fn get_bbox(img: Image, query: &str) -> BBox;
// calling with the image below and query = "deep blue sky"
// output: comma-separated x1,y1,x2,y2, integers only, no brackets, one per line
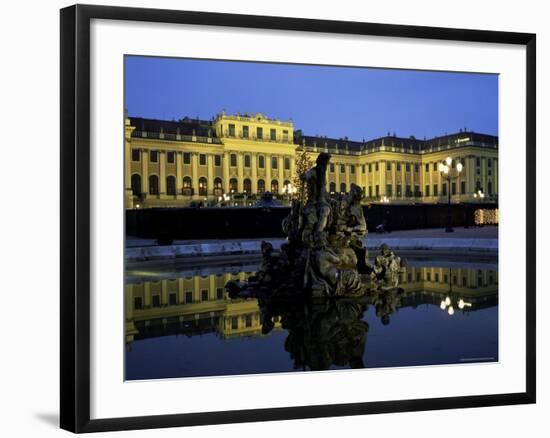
125,56,498,140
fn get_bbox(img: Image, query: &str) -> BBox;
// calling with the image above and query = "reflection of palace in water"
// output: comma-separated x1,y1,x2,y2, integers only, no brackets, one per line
125,265,497,344
125,272,281,343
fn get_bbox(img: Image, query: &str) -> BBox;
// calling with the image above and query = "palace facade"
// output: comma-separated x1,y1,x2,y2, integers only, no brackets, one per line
125,112,498,208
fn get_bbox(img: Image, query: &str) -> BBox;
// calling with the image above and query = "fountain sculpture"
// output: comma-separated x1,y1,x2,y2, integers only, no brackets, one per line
226,152,405,300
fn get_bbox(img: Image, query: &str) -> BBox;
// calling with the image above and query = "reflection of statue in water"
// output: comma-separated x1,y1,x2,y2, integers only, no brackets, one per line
259,295,369,371
369,284,404,325
226,152,405,300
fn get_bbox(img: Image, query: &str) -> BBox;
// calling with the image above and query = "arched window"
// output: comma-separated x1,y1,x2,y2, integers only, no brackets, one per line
166,175,176,196
229,178,238,193
198,177,208,196
283,179,291,188
271,179,279,194
258,155,265,169
149,175,159,195
131,174,141,196
329,182,336,193
257,179,265,193
488,181,493,195
182,176,192,196
214,177,223,197
340,182,346,193
243,178,252,194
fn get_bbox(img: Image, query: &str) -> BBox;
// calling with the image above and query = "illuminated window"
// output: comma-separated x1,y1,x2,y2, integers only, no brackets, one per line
198,177,207,196
214,178,223,197
182,177,192,196
271,179,279,193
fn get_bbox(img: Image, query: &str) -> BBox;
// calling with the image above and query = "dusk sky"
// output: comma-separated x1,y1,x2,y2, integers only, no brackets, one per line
125,56,498,141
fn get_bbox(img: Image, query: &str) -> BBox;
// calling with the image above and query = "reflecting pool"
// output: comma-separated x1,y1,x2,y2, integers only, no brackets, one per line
125,259,498,380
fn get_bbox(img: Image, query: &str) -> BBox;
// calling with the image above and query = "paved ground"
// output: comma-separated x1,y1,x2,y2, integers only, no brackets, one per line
369,226,498,239
126,226,498,247
125,226,498,263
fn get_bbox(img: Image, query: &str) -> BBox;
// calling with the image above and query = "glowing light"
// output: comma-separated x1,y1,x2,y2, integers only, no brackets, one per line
456,162,463,173
445,296,451,306
438,162,445,172
446,156,452,166
447,306,455,316
440,301,446,310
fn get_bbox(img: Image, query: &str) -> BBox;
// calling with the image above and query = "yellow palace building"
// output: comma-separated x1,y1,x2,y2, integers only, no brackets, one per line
125,111,498,208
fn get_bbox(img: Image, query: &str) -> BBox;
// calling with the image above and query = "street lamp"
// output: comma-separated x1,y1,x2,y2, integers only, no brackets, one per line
438,156,463,232
473,189,485,200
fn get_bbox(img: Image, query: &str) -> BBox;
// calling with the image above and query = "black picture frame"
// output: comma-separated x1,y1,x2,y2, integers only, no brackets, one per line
60,4,536,433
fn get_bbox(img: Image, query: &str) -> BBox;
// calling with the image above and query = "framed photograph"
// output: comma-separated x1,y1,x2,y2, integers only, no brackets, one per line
60,4,536,433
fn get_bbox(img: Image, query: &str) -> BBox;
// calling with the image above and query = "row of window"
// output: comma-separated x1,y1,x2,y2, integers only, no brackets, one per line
132,173,495,198
133,150,496,179
131,174,292,196
132,149,292,170
133,150,495,173
133,287,226,309
224,123,289,141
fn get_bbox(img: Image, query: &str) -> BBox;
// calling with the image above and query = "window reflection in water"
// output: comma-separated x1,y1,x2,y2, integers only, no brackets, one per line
125,262,498,379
